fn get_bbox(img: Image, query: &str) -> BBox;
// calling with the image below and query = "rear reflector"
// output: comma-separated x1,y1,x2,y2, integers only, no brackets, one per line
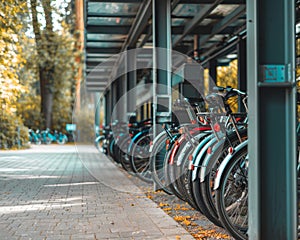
207,147,212,154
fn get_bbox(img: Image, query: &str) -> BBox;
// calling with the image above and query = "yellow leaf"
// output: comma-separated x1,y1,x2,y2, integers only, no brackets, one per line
163,207,172,211
159,202,169,207
182,219,191,226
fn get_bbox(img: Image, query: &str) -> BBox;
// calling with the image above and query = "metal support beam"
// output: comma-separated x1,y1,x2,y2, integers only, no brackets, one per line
179,0,245,3
209,59,217,91
94,93,101,133
247,0,297,239
86,39,124,43
86,47,121,54
121,0,152,50
115,78,122,120
172,0,222,47
87,12,137,18
105,90,111,124
153,0,172,125
87,0,142,2
237,38,246,112
110,81,117,122
126,47,137,115
199,5,246,46
86,25,131,34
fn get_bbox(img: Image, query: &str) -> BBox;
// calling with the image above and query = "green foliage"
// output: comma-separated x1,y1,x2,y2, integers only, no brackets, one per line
15,1,81,133
0,0,81,148
0,111,29,149
51,25,80,132
17,94,43,129
0,0,30,149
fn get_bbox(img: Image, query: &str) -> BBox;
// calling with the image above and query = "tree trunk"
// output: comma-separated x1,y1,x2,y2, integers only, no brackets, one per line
39,65,54,128
30,0,55,128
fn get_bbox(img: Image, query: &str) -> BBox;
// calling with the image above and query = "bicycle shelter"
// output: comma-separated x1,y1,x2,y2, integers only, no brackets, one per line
81,0,298,239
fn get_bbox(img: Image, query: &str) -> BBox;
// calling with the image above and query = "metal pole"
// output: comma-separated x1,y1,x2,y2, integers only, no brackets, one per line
152,0,172,191
238,38,247,112
247,0,297,239
126,47,137,120
152,0,172,127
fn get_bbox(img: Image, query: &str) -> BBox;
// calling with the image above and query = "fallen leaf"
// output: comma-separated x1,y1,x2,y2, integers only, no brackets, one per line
159,202,169,207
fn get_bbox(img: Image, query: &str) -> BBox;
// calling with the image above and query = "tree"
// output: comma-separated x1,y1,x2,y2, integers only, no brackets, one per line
51,23,79,132
30,0,56,128
29,0,81,130
0,1,29,148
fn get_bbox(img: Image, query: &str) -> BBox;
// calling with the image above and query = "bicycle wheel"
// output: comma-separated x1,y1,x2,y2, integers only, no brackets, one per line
130,134,153,183
150,135,173,195
182,134,213,213
200,129,248,227
176,144,200,210
215,146,248,240
174,132,210,210
118,137,134,174
57,138,66,145
192,137,221,226
164,147,186,201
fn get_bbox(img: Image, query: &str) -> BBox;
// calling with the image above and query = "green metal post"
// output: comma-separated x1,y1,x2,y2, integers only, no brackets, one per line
247,1,297,239
152,0,172,127
105,90,111,125
126,47,137,119
209,59,217,85
238,38,247,112
94,92,101,132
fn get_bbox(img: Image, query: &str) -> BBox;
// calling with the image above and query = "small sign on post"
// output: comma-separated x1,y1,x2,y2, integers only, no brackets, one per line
66,124,76,132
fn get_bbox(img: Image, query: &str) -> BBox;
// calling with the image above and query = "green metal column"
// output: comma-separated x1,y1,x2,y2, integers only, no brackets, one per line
105,90,111,125
152,0,172,126
209,59,217,86
238,38,247,92
110,81,116,123
247,1,297,239
126,47,137,119
115,77,122,120
94,92,101,132
238,38,247,112
119,75,127,122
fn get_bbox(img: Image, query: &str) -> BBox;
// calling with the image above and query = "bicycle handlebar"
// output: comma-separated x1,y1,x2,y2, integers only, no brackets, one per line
213,86,246,96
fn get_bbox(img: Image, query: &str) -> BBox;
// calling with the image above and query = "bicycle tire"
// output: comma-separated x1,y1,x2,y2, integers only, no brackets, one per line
177,144,200,210
215,145,248,240
174,132,210,210
192,137,222,226
129,133,153,183
118,138,134,174
150,134,173,195
200,129,248,227
164,147,186,201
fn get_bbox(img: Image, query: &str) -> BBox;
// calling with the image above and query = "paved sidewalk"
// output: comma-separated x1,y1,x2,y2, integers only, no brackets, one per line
0,144,194,240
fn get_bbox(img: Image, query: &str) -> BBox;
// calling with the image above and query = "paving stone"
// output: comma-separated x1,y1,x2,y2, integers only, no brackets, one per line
0,145,194,239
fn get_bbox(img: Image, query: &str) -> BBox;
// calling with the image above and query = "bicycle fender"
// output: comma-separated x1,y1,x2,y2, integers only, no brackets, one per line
213,140,248,190
128,129,149,153
95,135,105,143
177,132,208,166
190,134,214,164
192,136,217,181
149,131,166,153
169,135,185,164
199,138,226,182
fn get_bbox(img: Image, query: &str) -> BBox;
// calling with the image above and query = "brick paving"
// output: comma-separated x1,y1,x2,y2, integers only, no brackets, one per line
0,145,194,240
